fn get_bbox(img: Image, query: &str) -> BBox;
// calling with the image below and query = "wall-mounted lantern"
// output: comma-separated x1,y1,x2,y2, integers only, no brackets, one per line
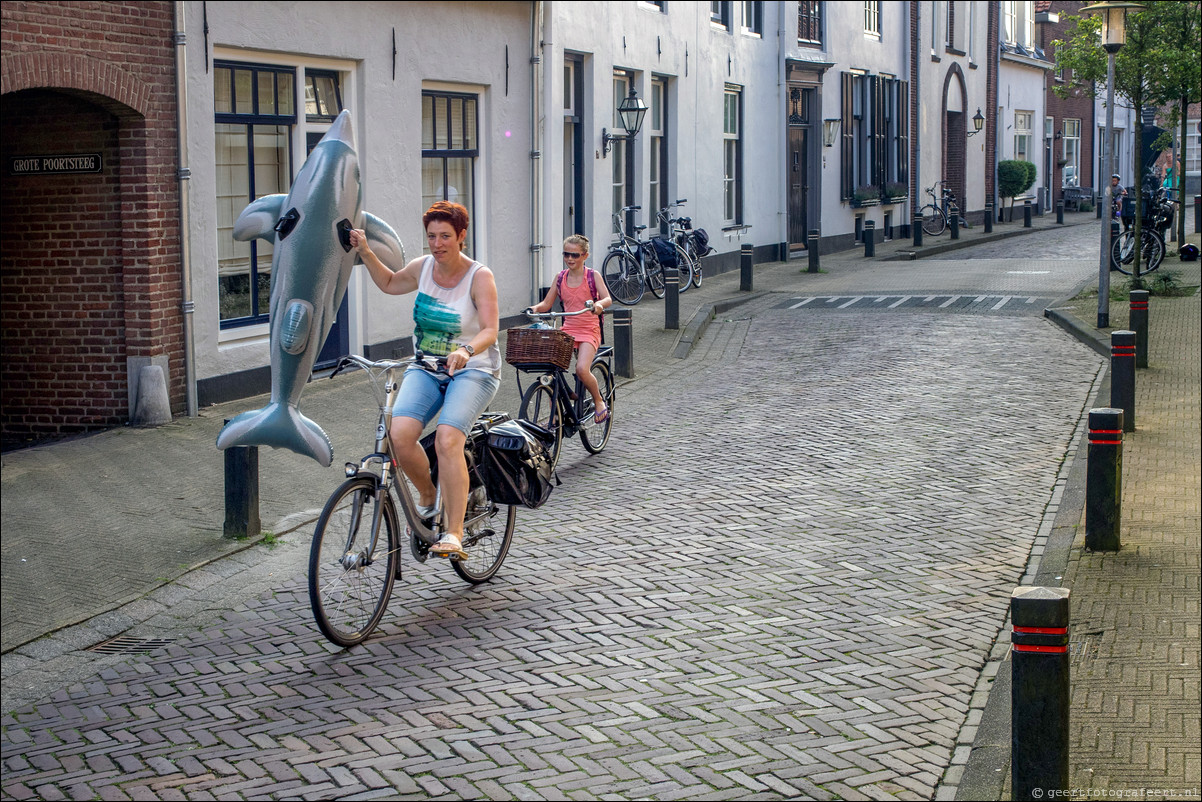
966,108,986,137
601,88,648,157
822,118,840,147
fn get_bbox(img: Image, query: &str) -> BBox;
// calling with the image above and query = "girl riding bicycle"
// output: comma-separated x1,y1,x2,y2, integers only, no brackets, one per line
526,235,612,423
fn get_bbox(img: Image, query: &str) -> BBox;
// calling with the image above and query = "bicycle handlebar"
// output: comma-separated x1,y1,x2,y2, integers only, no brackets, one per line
523,300,595,320
331,352,450,379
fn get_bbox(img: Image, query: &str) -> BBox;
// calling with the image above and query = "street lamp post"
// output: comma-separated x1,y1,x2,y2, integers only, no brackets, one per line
1081,2,1144,329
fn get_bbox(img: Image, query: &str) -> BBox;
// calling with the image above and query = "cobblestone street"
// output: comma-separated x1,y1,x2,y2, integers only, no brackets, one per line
2,295,1105,799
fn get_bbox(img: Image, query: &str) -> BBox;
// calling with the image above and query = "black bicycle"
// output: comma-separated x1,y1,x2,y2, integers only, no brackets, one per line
602,205,672,306
1110,187,1175,275
918,182,958,236
309,353,517,647
511,305,614,470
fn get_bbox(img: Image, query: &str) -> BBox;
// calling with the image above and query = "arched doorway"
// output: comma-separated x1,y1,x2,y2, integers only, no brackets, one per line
942,65,968,216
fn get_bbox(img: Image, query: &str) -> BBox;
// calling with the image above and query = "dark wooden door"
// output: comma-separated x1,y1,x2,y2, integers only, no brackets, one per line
788,127,808,248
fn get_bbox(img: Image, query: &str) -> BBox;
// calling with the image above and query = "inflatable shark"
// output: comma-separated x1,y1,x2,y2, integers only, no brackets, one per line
216,110,404,466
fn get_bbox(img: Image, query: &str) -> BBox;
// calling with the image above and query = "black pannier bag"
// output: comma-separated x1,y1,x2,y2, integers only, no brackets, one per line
649,236,677,267
481,419,556,508
691,228,712,256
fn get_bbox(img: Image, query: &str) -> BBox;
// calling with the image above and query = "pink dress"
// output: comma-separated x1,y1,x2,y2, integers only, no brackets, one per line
558,269,602,351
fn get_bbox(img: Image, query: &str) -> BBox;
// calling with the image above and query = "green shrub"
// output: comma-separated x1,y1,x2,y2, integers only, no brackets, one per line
998,160,1027,200
1021,161,1037,193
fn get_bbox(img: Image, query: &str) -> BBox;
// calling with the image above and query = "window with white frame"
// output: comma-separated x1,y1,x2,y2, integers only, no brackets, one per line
930,1,940,54
649,78,667,231
723,86,742,224
214,60,298,328
612,73,632,233
1063,119,1081,186
421,91,478,257
1186,119,1201,175
1002,1,1033,47
741,1,763,36
864,1,880,37
1015,110,1033,162
798,0,823,46
967,0,976,61
711,1,732,29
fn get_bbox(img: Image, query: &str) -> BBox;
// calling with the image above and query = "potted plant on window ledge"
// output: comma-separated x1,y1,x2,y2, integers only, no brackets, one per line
851,185,881,208
883,182,908,203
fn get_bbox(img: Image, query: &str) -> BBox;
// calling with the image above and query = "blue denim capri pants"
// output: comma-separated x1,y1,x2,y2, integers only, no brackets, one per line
392,366,500,435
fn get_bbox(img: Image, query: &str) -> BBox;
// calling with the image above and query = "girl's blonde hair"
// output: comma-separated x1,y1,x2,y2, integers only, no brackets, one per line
563,234,590,254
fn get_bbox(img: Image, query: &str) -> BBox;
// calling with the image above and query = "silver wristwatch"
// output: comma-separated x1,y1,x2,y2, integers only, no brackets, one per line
461,343,475,356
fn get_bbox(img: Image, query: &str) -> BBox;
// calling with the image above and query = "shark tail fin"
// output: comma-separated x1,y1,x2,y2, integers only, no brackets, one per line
215,402,334,467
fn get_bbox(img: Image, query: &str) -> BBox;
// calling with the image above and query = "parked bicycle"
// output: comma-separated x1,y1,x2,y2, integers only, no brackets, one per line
1110,187,1175,275
508,304,615,470
601,205,680,306
657,198,706,290
308,353,517,647
917,182,960,236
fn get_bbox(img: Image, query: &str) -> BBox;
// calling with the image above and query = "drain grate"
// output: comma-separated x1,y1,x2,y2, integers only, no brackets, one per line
85,636,175,655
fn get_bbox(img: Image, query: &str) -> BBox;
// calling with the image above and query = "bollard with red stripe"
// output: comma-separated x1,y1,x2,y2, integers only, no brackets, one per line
1086,407,1123,551
1129,291,1148,369
1110,330,1136,432
1011,586,1071,801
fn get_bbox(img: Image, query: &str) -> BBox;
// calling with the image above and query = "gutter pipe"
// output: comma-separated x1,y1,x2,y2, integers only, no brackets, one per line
175,1,198,417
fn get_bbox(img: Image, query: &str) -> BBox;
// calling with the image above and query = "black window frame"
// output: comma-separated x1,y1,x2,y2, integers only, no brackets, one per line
798,1,824,46
421,90,480,256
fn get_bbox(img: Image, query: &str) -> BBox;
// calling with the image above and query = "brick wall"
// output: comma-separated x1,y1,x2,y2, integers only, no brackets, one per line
1,1,181,450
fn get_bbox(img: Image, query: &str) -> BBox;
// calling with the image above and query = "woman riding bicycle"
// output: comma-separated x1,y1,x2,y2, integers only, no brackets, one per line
526,235,612,423
349,200,501,561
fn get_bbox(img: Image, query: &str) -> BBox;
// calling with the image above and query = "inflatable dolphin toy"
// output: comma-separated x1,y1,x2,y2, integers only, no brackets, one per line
216,110,404,466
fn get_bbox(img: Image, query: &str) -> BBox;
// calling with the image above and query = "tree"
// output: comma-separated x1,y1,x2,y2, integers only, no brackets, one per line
1145,1,1202,246
1053,6,1162,277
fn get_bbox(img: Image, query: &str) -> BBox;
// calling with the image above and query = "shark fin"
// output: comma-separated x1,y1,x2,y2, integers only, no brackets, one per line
216,402,333,467
361,212,406,268
233,194,288,243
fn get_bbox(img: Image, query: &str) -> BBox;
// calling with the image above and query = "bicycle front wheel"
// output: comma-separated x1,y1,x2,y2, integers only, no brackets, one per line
602,251,644,306
1142,231,1165,273
645,250,667,299
519,381,563,470
451,484,516,584
673,243,692,294
580,360,614,454
686,239,704,288
1111,230,1136,274
308,477,398,648
921,205,946,236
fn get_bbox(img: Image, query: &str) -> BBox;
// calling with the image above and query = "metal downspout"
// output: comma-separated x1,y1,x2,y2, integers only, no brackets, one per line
175,1,198,417
530,1,545,305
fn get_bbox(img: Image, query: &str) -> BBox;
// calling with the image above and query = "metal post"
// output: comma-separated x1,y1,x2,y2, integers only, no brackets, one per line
740,243,754,291
863,221,875,256
984,202,993,233
1129,290,1148,369
1085,407,1123,551
1011,586,1071,802
1023,199,1033,228
663,266,679,330
949,204,960,240
1096,193,1102,219
1194,195,1200,234
1056,199,1064,225
913,212,923,247
807,229,820,273
223,437,260,539
612,308,634,378
1110,330,1136,432
1098,50,1117,329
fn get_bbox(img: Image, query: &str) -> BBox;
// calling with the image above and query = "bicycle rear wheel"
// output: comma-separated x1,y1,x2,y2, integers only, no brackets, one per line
645,248,666,299
673,243,692,294
579,360,614,454
519,381,563,470
308,477,398,647
685,238,704,288
602,251,644,306
451,484,516,584
921,205,946,236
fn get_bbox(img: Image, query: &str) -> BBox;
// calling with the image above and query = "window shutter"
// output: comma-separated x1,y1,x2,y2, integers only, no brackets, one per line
841,72,854,200
898,79,910,186
872,76,886,189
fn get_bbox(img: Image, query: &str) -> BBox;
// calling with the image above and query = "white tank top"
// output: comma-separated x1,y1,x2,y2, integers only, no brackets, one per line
412,256,501,376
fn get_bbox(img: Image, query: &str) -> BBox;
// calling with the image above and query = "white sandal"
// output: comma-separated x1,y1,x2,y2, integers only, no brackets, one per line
430,533,466,560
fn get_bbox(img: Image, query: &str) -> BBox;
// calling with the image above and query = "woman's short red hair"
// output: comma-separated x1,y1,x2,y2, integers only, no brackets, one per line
422,200,470,235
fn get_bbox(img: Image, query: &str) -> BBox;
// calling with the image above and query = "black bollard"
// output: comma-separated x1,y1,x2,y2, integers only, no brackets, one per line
949,203,960,240
913,212,923,247
1129,290,1148,369
663,266,679,330
1056,199,1064,225
740,243,754,291
1011,586,1071,802
1194,195,1201,234
807,229,820,273
1085,407,1123,551
1096,193,1103,219
223,438,261,539
1023,199,1032,228
612,307,634,378
985,202,993,233
863,221,875,256
1110,330,1136,431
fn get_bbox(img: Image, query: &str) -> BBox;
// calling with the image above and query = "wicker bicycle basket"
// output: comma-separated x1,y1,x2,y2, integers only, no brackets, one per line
505,327,575,370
